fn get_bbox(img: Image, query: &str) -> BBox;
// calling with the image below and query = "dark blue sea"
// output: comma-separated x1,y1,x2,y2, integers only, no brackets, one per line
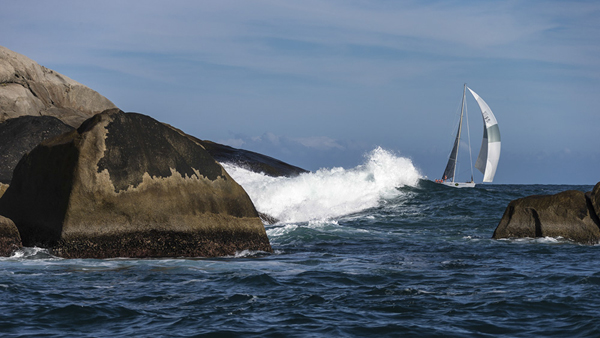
1,148,599,337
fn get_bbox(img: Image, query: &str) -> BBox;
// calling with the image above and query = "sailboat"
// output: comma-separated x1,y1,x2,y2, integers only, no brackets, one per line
439,84,501,188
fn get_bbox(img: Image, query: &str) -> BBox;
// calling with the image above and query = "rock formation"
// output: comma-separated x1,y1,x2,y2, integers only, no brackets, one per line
0,215,21,257
0,45,116,127
193,139,308,177
0,109,271,258
0,115,73,186
493,185,600,244
587,182,600,220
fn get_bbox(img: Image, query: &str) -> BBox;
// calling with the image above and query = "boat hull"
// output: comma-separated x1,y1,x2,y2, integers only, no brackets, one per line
441,181,476,188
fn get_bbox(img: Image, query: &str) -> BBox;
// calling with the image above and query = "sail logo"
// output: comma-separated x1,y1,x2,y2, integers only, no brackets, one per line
483,111,492,124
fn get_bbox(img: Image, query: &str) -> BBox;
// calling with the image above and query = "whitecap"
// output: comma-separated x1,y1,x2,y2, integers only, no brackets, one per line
8,247,57,260
223,147,422,223
266,224,298,237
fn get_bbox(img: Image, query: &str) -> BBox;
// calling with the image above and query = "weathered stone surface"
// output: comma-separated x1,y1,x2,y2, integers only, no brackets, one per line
0,115,74,184
493,190,600,244
0,215,21,257
0,109,271,258
185,137,308,178
0,183,7,199
0,45,116,127
587,182,600,221
258,212,279,225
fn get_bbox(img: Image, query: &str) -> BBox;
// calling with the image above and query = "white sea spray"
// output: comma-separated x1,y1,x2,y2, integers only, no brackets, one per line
222,147,422,223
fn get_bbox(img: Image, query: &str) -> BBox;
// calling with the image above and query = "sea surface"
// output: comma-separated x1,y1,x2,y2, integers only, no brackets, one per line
1,148,599,337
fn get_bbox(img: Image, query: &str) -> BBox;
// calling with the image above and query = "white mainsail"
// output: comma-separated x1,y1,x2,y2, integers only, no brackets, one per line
467,87,500,182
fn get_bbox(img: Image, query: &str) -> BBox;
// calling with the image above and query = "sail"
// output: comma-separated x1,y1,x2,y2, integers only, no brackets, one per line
442,85,467,182
442,131,460,181
467,87,500,182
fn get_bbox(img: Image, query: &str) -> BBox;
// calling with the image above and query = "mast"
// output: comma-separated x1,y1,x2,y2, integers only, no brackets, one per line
454,83,467,183
442,84,467,182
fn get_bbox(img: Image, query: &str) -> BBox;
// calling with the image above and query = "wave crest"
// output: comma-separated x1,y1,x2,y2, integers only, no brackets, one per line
222,147,421,223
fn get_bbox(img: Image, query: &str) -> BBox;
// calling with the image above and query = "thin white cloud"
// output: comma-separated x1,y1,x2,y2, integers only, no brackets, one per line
293,136,344,150
4,0,598,85
2,0,599,183
219,133,347,152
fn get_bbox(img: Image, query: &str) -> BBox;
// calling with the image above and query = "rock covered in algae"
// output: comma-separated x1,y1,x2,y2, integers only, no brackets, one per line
0,109,271,258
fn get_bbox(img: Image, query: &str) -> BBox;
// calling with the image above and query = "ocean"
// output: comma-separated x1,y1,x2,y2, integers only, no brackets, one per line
1,147,598,337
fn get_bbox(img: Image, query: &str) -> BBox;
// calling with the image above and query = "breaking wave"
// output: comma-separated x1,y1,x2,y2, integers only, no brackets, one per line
222,147,422,223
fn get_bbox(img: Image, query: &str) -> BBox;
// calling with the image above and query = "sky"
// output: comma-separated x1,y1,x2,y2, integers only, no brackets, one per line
2,0,599,184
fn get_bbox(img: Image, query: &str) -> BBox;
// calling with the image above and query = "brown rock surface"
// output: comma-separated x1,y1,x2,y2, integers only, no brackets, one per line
0,45,116,127
0,215,21,256
493,189,600,244
588,182,600,221
0,109,271,258
0,183,7,199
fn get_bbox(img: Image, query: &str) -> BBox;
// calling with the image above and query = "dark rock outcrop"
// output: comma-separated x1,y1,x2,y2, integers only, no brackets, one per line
493,188,600,244
587,182,600,221
0,45,116,127
0,215,21,257
189,138,308,178
0,109,271,258
0,115,74,185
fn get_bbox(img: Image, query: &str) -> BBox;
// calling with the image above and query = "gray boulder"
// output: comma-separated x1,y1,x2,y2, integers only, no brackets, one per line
0,109,271,258
493,188,600,244
0,215,21,257
0,45,116,127
0,115,73,185
192,139,308,178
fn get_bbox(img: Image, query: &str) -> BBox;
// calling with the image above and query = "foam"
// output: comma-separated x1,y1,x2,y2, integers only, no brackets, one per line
222,147,422,223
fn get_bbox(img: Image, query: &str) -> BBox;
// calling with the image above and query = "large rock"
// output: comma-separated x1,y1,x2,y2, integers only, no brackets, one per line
0,115,73,184
587,182,600,221
0,215,21,257
493,189,600,244
0,109,271,258
0,45,116,127
194,139,308,177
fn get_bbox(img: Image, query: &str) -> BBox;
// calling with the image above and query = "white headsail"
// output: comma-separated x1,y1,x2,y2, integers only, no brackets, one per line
467,87,500,182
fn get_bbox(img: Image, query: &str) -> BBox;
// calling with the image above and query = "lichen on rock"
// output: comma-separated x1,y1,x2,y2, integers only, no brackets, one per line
0,109,271,258
0,215,21,257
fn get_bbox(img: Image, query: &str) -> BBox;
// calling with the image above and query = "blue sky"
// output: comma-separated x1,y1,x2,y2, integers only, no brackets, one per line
2,0,599,184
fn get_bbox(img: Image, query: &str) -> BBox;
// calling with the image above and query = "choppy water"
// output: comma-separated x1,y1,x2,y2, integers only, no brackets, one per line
1,148,598,337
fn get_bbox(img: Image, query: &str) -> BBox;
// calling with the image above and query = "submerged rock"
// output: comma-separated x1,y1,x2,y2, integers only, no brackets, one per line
0,115,74,184
493,188,600,244
0,45,116,127
0,109,271,258
0,215,21,257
